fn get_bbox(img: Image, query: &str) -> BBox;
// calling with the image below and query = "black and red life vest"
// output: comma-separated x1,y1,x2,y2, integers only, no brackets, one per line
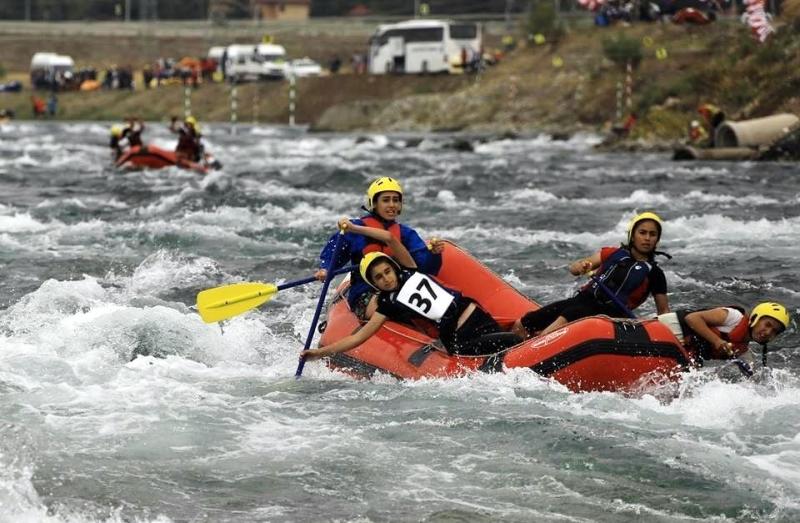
678,306,750,361
585,247,655,310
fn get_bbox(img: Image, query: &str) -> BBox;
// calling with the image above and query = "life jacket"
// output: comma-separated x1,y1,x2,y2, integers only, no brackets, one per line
360,215,402,257
585,247,654,310
176,127,201,161
677,306,750,361
123,127,143,147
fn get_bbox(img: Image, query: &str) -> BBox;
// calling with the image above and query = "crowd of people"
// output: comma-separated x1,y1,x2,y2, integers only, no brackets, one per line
300,177,791,374
586,0,728,26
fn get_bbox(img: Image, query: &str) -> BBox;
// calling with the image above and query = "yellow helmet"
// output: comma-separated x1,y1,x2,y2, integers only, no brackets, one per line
365,177,403,212
110,124,123,138
627,211,663,245
749,302,790,332
359,252,400,289
185,116,200,133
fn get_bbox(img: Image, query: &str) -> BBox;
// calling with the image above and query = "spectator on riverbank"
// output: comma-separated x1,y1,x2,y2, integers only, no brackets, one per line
143,66,153,89
46,93,58,117
612,112,637,138
688,120,709,145
31,95,45,118
329,56,342,74
698,102,725,147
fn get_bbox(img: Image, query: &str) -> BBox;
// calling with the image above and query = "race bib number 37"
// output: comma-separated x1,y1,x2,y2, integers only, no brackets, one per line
395,272,454,321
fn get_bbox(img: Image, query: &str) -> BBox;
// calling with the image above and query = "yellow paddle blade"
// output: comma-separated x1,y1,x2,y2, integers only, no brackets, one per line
196,282,278,323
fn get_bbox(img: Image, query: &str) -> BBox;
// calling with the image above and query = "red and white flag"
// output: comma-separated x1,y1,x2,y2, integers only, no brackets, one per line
744,0,775,43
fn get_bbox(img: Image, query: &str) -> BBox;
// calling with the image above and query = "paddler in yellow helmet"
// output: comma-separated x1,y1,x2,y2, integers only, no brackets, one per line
169,114,204,163
658,301,791,372
302,218,520,361
513,211,672,339
109,124,126,160
314,177,444,320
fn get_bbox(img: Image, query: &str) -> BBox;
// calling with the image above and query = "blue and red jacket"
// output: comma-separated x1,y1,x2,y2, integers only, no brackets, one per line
319,214,442,309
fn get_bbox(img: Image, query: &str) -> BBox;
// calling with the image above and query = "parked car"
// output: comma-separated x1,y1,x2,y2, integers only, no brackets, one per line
287,58,323,77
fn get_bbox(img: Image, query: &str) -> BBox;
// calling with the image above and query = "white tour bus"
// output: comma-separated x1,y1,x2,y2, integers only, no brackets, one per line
368,19,481,75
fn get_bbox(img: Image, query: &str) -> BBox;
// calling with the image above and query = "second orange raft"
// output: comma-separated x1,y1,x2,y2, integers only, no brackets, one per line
115,144,209,174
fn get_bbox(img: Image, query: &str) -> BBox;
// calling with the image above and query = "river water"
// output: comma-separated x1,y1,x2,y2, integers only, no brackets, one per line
0,122,798,522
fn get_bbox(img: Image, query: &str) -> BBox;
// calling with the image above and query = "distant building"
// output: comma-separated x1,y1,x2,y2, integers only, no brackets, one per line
348,4,370,16
254,0,311,21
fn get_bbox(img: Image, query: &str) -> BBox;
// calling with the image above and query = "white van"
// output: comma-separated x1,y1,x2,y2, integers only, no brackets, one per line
30,52,75,89
224,44,288,82
207,46,226,65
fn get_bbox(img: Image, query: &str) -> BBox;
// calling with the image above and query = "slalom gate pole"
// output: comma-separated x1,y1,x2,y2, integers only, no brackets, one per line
230,84,238,135
183,85,192,120
288,74,296,127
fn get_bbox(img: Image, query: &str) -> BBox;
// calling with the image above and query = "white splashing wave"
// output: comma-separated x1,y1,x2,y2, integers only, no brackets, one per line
669,214,800,245
431,224,624,247
249,126,285,136
0,275,272,372
0,212,52,233
0,153,40,168
35,197,130,211
473,133,603,155
62,122,117,136
124,250,223,297
500,188,780,208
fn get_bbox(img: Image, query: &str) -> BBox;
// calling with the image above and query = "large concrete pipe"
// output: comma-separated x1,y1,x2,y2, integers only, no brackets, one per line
715,113,799,148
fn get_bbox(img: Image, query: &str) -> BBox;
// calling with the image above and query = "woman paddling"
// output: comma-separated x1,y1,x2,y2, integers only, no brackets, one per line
303,219,520,360
315,177,444,320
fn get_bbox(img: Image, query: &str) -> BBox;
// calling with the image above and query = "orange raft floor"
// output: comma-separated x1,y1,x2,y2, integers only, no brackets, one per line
115,144,208,174
317,242,693,393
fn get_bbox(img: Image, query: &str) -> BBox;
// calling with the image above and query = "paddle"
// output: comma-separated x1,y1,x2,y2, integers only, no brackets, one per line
296,228,347,378
196,264,355,324
588,273,637,319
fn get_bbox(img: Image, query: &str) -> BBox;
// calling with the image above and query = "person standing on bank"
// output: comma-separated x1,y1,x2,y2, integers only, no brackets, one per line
513,212,671,339
315,177,444,320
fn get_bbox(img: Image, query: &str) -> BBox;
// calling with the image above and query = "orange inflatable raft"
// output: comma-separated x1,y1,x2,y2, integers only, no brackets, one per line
115,144,209,174
318,242,693,393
